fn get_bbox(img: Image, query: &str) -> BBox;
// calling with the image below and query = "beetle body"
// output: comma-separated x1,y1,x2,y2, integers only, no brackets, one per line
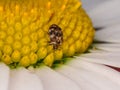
48,24,63,50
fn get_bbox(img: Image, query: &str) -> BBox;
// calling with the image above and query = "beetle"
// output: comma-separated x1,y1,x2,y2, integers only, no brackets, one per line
48,24,63,50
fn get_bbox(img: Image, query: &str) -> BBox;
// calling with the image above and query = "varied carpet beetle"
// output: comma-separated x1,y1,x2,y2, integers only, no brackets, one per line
48,24,63,50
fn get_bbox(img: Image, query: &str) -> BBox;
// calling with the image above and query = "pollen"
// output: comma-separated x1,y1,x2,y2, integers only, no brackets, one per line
0,0,95,68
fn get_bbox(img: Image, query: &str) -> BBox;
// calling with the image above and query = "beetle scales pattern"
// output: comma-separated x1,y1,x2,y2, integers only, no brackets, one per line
48,24,63,50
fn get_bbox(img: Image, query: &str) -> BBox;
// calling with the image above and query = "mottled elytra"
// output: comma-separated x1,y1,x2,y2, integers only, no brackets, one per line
48,24,63,50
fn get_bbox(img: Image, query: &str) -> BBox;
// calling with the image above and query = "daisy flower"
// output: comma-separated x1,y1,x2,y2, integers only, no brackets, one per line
0,0,120,90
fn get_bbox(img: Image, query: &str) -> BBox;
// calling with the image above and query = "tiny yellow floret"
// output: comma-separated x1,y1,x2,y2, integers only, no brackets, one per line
43,53,54,67
20,56,30,67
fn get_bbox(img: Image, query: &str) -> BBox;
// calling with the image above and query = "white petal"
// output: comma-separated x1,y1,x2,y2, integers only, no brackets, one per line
94,43,120,52
35,66,81,90
89,49,107,53
55,65,100,90
66,60,120,86
55,64,120,90
0,63,10,90
77,53,120,68
88,1,120,27
82,0,107,12
95,24,120,43
9,68,43,90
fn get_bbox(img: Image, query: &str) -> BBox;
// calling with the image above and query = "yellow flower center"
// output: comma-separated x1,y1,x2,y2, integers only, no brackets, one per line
0,0,95,68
